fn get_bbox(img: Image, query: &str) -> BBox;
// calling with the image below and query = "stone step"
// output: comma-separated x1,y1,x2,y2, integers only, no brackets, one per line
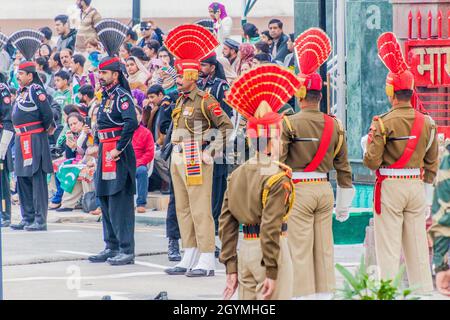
146,192,170,211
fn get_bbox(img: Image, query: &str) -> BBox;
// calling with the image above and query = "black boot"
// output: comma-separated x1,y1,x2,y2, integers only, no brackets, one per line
10,220,32,230
24,222,47,231
88,249,119,263
107,253,135,266
168,238,181,262
215,245,221,259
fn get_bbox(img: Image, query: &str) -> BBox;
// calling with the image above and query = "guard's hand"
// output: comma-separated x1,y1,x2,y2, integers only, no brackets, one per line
107,148,121,162
202,151,214,165
335,207,350,223
223,273,238,300
261,278,276,300
436,270,450,297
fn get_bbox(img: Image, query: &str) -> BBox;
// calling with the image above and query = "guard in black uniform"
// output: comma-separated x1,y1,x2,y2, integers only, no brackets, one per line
9,30,54,232
0,72,14,228
198,53,231,257
87,19,138,266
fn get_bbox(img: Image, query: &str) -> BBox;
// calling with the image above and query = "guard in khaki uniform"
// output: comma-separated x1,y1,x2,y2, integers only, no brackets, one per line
219,65,300,300
163,25,233,277
280,28,355,297
362,32,438,293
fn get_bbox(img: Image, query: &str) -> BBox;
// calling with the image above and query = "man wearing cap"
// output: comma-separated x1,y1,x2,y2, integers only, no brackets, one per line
163,24,233,277
362,32,438,293
9,30,55,232
87,21,139,266
280,28,354,297
218,38,240,84
219,65,299,300
0,72,13,228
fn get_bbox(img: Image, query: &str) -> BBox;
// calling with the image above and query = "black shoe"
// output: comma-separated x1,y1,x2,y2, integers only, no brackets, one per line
1,220,10,228
215,246,220,259
107,253,135,266
168,238,181,262
185,269,215,277
88,249,119,263
56,207,74,212
24,222,47,231
154,291,168,300
164,266,188,275
10,221,32,230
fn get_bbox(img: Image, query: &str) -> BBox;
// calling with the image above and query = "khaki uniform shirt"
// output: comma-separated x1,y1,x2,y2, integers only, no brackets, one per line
171,86,233,156
219,156,293,280
363,104,439,183
280,108,352,188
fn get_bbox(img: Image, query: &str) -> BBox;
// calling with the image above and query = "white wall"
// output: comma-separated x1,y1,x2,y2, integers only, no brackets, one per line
0,0,294,19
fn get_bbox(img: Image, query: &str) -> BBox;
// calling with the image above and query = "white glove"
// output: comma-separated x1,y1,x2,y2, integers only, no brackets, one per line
361,134,368,155
0,130,13,160
424,183,434,207
335,207,350,222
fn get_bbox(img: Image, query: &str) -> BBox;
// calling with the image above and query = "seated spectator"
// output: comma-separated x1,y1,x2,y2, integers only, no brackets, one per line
126,56,151,92
283,33,296,70
242,23,260,44
71,54,88,103
208,2,233,46
260,30,273,46
130,46,150,67
38,44,52,60
126,27,138,46
137,21,164,47
120,43,132,62
60,48,73,71
253,53,272,66
85,38,102,72
39,26,55,49
132,89,146,110
56,113,95,212
268,18,290,63
48,51,63,88
218,38,241,84
53,70,72,114
36,57,52,87
143,39,160,63
152,47,177,95
75,0,102,53
54,14,77,52
142,84,172,146
255,40,270,55
132,107,155,213
77,84,97,117
237,43,255,75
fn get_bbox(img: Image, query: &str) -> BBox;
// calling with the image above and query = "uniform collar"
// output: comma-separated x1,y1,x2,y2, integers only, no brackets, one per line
180,86,199,101
300,107,321,113
392,102,412,109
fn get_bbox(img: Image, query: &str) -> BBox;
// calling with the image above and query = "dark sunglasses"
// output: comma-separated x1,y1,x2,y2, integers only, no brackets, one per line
140,27,151,31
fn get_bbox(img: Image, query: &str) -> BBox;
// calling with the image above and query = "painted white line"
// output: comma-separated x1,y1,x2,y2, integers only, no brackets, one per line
2,230,81,235
4,272,165,283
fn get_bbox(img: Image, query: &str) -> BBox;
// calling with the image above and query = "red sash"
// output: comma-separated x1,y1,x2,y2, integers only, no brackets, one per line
14,121,45,167
303,114,334,172
374,111,425,214
99,128,122,180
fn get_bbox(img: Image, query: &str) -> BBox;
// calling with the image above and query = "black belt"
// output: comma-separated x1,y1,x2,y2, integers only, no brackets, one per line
98,129,122,141
243,223,288,239
14,121,44,134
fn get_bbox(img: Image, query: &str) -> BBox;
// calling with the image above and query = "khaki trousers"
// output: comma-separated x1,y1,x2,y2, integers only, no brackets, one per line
374,179,433,293
61,180,94,209
238,237,293,300
170,149,215,253
288,182,335,297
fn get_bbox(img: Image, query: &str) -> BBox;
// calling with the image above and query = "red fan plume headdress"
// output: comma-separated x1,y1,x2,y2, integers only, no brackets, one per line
164,24,219,80
377,32,414,97
293,28,331,98
225,64,302,138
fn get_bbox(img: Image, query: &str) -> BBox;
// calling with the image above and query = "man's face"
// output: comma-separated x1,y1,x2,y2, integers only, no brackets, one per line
199,62,215,78
269,23,283,40
54,77,68,90
176,74,195,92
76,0,84,9
55,21,68,36
70,59,79,73
222,46,232,59
60,50,72,68
99,70,115,87
147,93,164,106
17,70,33,88
141,24,154,39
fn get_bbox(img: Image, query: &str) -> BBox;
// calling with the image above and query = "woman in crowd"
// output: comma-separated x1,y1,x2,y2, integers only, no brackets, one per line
283,33,296,70
48,51,63,89
237,43,255,75
120,43,132,62
242,23,260,44
260,30,273,47
152,47,177,95
56,113,95,212
85,38,102,72
255,41,270,55
208,2,233,47
36,57,53,87
126,56,151,92
38,44,53,60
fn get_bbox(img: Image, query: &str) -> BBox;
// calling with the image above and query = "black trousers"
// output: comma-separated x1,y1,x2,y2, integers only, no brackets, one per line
211,163,228,235
0,162,11,222
166,180,180,240
17,168,48,225
98,187,135,255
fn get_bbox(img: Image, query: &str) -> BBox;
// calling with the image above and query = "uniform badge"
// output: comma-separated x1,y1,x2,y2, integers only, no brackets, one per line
212,106,222,116
3,96,10,104
121,102,129,110
183,106,194,117
38,94,46,102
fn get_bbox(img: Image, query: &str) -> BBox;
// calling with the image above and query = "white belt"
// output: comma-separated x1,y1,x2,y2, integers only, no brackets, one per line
292,171,327,180
379,168,420,176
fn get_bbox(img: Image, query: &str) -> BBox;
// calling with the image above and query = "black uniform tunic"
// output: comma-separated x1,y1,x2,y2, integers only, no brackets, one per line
0,83,13,222
95,84,138,254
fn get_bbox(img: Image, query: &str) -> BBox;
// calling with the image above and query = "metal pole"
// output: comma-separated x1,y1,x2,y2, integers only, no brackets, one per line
132,0,141,26
319,0,328,113
336,0,347,126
